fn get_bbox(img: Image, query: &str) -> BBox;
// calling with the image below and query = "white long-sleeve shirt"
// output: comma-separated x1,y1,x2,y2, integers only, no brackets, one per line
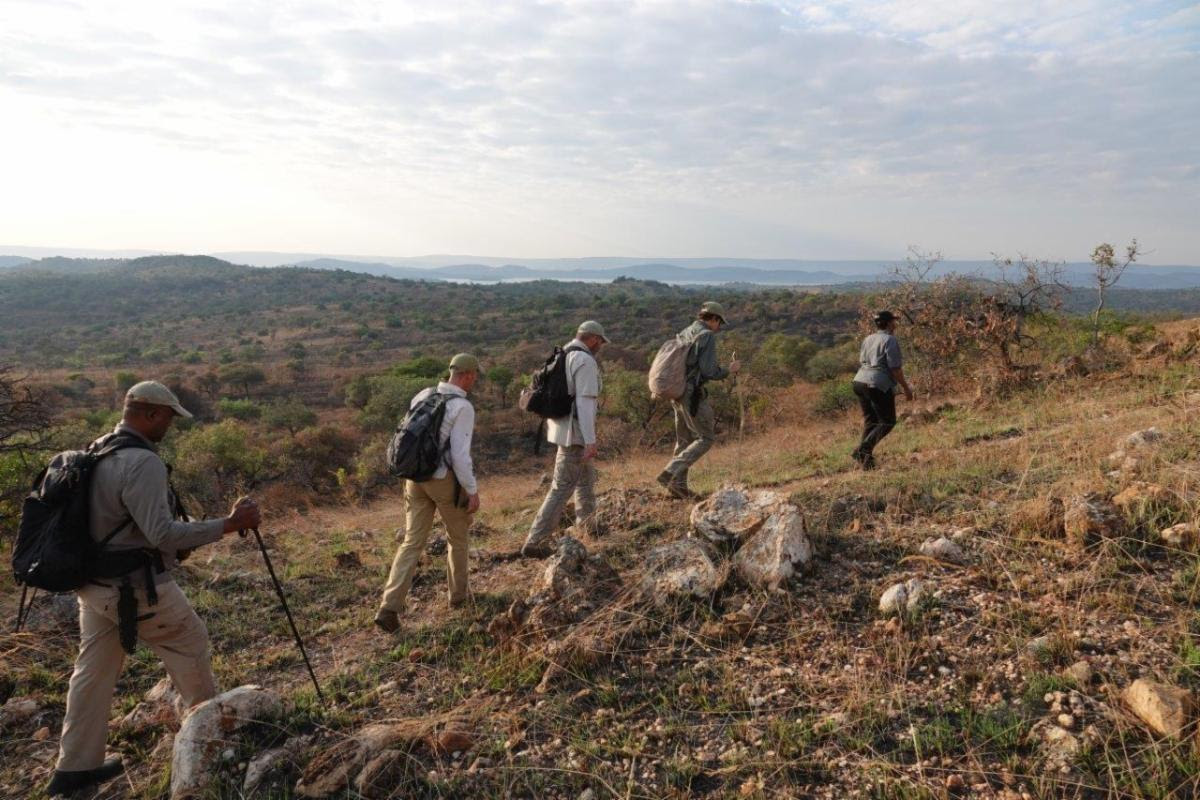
546,339,601,447
410,382,478,495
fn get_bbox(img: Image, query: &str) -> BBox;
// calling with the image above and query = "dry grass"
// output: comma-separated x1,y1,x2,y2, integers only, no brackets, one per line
5,357,1200,798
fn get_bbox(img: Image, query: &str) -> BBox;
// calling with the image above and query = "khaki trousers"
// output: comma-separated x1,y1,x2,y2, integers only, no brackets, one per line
57,580,216,772
664,390,716,482
524,445,597,549
379,474,472,613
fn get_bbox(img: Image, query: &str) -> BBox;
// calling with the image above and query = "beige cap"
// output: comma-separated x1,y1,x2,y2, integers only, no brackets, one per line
125,380,193,419
449,353,480,373
700,301,727,323
577,320,610,343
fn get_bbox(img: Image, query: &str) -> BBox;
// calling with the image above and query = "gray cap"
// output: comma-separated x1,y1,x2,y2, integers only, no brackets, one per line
577,320,609,343
449,353,480,373
125,380,193,419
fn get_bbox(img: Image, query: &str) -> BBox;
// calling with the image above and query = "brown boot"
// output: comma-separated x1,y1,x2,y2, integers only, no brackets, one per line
374,609,400,634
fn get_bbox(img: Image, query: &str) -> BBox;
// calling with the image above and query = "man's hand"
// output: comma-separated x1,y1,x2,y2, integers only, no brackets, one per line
728,359,742,375
223,496,261,534
582,443,598,461
466,493,481,514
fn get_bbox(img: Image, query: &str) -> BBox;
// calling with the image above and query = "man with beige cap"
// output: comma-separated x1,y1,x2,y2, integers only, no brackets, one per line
376,354,481,633
48,381,261,797
656,302,741,499
521,321,607,558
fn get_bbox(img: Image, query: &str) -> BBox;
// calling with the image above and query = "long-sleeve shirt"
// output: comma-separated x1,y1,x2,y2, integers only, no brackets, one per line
89,424,226,584
681,320,728,387
410,382,478,495
546,339,601,447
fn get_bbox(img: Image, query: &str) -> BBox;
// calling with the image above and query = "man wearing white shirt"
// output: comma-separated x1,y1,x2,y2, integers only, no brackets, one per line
521,321,607,558
375,353,481,633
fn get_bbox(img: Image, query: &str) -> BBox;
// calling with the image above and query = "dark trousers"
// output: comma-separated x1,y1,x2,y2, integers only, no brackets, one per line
852,381,896,457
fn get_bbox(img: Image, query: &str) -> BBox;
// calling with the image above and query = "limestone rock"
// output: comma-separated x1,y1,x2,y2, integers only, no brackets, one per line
878,579,926,617
639,538,727,603
170,685,283,799
919,536,966,564
1063,493,1124,547
0,697,39,730
119,678,186,734
1123,679,1194,738
691,487,794,547
20,592,79,633
243,735,312,796
1063,661,1093,686
1161,523,1200,549
731,503,812,590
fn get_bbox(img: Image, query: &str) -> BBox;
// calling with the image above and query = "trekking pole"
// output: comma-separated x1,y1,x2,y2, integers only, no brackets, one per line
731,352,746,482
240,528,326,707
13,584,35,633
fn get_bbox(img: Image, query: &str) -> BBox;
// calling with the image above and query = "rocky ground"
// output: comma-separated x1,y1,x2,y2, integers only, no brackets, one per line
5,339,1200,798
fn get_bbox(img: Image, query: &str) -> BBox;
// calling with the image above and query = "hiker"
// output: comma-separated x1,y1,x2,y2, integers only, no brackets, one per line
656,302,740,498
851,310,913,469
520,321,607,558
48,382,261,798
375,354,481,633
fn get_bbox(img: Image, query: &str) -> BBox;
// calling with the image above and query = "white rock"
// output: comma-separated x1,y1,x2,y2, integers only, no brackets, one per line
171,686,283,799
1161,523,1200,549
639,538,727,603
731,502,812,590
919,536,966,564
0,697,39,729
243,735,312,795
879,579,926,616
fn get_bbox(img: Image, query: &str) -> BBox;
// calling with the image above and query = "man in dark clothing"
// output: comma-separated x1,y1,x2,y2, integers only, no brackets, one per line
655,301,740,498
851,310,913,469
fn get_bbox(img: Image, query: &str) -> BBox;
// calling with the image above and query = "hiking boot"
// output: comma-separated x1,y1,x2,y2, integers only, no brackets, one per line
666,483,698,501
859,453,877,471
520,543,556,559
373,609,400,634
46,759,124,796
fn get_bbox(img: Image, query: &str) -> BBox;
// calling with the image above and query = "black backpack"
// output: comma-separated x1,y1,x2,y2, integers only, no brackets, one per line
519,344,588,419
12,432,152,593
386,391,453,481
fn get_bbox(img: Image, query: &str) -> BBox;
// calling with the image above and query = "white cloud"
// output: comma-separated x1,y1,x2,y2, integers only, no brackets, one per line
0,0,1195,260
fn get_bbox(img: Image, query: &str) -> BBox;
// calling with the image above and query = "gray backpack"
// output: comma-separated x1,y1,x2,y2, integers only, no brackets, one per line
648,336,691,401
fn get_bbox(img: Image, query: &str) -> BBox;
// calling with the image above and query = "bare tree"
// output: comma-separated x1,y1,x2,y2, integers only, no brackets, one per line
0,367,52,455
1090,239,1140,345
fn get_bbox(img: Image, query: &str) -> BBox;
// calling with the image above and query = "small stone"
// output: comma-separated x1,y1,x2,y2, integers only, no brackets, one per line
407,648,426,663
578,789,596,800
1123,679,1194,737
1161,523,1200,549
1057,714,1075,729
33,726,50,741
945,773,966,790
1063,660,1092,685
919,536,966,564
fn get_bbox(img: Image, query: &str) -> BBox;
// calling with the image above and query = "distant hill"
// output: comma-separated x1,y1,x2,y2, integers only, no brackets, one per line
0,256,33,269
286,256,1200,289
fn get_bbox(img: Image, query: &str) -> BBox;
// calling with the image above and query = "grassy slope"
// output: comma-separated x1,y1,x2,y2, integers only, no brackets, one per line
4,343,1200,798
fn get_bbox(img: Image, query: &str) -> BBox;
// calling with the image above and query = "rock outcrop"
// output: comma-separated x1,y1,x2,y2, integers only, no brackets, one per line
170,685,283,799
1123,679,1194,738
638,538,727,603
1063,493,1124,548
690,487,812,589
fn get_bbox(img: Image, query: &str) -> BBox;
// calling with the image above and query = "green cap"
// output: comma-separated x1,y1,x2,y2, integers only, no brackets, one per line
700,301,727,323
577,320,609,343
125,380,193,419
449,353,480,373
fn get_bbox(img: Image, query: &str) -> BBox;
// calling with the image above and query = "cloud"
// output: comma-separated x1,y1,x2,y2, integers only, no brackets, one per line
0,0,1196,259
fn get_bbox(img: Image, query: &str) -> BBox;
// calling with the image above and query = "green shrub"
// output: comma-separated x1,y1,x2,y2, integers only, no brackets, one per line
217,398,262,421
815,380,857,414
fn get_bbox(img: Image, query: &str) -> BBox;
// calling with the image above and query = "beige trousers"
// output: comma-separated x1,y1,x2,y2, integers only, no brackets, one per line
379,474,472,613
524,445,597,549
57,580,216,772
664,390,716,482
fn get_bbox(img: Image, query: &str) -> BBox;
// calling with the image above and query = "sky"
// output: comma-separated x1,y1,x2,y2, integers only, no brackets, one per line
1,0,1197,263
